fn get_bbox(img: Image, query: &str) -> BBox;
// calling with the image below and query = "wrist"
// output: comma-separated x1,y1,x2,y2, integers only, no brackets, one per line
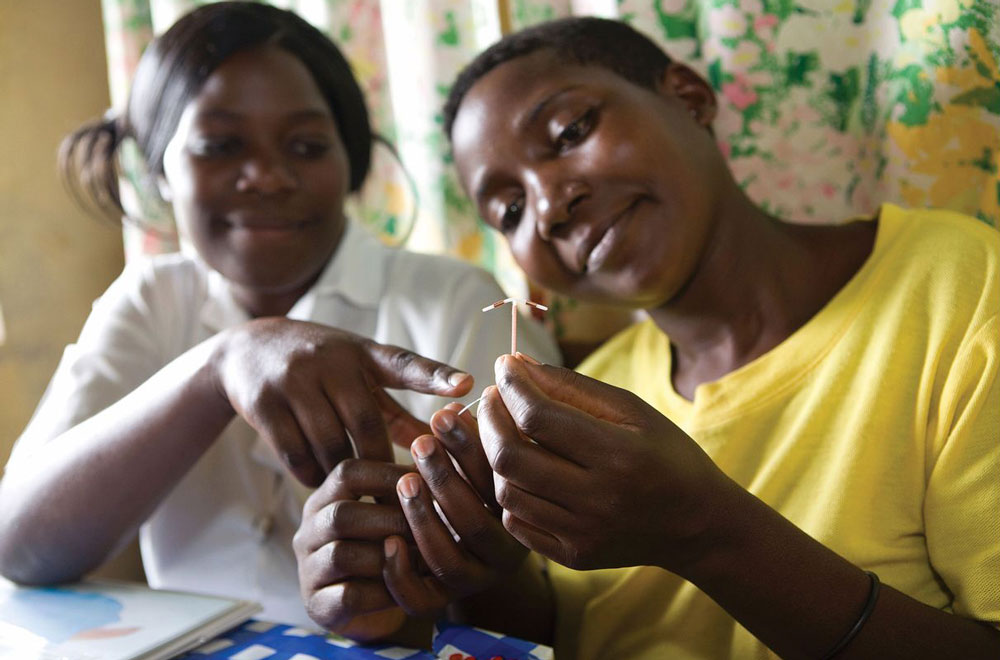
667,472,759,583
202,330,236,414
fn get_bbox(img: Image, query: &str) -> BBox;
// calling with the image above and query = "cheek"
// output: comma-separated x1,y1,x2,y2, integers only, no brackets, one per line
325,142,352,192
169,159,223,208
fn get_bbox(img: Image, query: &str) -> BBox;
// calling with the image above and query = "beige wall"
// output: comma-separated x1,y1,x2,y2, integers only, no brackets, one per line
0,1,122,456
0,1,139,579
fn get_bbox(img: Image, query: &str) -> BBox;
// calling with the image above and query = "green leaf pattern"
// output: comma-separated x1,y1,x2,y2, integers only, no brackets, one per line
104,0,999,312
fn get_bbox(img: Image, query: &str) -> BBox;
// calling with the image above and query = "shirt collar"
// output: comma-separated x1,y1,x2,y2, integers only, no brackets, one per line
200,220,387,332
305,219,386,308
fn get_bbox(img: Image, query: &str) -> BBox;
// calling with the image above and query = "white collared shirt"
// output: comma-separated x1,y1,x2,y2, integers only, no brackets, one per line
9,221,559,625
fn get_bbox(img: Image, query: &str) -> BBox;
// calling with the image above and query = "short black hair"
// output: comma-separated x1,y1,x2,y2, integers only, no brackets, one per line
443,16,672,140
62,1,371,223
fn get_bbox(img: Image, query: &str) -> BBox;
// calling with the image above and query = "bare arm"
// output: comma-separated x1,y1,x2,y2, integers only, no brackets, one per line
0,338,232,583
479,356,1000,659
0,319,473,585
687,482,1000,659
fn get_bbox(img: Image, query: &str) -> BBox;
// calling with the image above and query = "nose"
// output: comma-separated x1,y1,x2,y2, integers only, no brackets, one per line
235,152,296,196
531,175,589,241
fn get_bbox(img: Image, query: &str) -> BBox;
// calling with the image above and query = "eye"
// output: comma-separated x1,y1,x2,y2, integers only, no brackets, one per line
554,108,596,152
489,195,524,233
288,137,331,159
189,136,242,158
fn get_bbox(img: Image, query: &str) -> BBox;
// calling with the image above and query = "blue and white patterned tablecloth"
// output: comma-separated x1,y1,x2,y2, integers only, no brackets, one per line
182,619,553,660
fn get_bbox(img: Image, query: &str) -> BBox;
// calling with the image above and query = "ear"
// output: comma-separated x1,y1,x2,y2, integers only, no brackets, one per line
657,62,718,129
156,175,173,203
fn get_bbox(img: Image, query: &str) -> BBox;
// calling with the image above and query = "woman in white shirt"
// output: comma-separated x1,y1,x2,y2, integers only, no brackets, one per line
0,1,557,626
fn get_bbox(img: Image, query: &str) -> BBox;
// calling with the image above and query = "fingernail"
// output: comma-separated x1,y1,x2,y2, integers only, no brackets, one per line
448,372,471,387
515,351,541,365
431,411,455,433
397,474,420,499
411,435,435,460
384,536,398,558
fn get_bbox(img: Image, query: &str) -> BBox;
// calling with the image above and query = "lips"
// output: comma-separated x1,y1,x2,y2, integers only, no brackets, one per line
575,197,641,273
222,215,316,232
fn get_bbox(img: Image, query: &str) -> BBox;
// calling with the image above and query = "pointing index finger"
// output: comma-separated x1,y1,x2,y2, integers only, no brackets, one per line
364,341,473,397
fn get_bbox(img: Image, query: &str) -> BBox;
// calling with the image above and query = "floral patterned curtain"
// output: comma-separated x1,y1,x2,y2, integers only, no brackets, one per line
102,0,999,341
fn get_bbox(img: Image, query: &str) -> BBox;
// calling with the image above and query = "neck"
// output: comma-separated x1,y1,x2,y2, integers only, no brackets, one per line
647,189,876,398
231,280,313,318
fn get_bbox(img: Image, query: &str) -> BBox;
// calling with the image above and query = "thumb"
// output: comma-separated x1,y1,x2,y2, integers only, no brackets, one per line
365,341,474,397
496,354,641,425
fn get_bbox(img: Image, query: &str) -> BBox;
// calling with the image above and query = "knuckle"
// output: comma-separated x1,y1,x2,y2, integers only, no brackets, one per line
490,443,517,476
496,371,520,395
380,507,409,535
566,537,598,571
387,349,418,375
457,521,493,548
306,590,346,630
430,364,453,384
324,540,350,575
428,561,466,588
301,339,323,358
325,500,352,536
287,342,322,369
515,405,546,437
420,462,453,491
304,486,324,511
282,449,312,471
248,384,277,410
336,580,367,615
353,410,385,440
292,528,308,555
494,479,513,510
330,457,358,484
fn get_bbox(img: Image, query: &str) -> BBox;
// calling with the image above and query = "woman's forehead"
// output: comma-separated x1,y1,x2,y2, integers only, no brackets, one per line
468,52,588,107
192,46,329,116
455,58,573,139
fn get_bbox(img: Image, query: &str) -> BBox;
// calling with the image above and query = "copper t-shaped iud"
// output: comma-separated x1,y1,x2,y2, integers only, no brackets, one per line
481,297,549,355
458,297,549,417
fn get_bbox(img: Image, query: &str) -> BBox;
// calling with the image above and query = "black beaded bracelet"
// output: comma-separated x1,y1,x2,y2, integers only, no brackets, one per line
821,570,881,660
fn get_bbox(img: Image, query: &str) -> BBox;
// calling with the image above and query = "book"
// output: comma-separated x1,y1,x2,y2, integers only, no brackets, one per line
0,578,259,660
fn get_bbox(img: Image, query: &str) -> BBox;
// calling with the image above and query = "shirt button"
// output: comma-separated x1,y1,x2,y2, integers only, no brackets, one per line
252,513,274,541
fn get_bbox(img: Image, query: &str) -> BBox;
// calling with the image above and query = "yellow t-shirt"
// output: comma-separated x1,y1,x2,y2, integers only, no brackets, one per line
549,204,999,659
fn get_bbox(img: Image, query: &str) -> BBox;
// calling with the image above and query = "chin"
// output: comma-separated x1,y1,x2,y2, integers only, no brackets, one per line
568,272,674,309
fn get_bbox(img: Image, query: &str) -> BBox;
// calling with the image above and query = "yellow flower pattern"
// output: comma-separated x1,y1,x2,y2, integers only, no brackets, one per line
103,0,999,340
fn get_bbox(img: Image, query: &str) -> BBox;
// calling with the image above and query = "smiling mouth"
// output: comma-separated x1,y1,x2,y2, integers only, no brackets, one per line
579,198,642,273
223,218,316,233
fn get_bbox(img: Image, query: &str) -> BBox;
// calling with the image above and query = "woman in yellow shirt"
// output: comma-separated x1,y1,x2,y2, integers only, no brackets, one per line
294,16,999,658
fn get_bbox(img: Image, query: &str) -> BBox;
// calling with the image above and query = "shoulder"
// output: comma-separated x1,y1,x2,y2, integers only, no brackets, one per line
106,251,208,302
384,246,505,306
83,251,209,341
879,204,999,279
875,204,998,326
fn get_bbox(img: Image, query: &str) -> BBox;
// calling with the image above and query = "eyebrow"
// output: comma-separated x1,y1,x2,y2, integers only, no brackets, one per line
518,84,582,132
195,108,333,123
473,85,583,204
